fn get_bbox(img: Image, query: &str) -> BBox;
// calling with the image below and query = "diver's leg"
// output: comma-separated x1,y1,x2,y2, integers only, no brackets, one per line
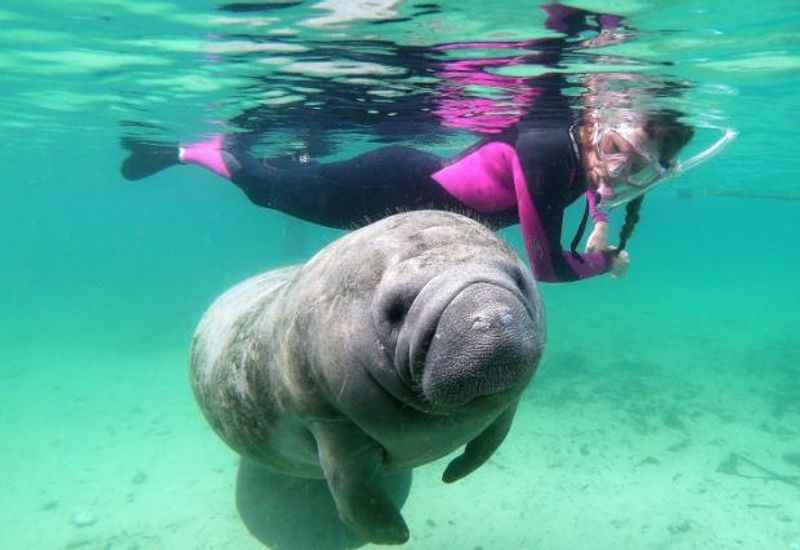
230,145,459,230
123,136,468,230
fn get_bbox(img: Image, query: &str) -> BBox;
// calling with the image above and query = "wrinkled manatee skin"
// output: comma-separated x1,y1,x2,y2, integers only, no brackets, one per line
190,210,546,545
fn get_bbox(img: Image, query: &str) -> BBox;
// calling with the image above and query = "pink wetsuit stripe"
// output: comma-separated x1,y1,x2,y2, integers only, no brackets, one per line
507,151,558,282
432,142,517,213
509,148,609,281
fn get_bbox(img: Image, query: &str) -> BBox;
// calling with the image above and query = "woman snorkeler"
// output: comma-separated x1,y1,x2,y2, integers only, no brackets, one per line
120,5,734,283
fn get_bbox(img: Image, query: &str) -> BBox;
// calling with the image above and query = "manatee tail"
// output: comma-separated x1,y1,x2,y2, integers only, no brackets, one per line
120,137,180,181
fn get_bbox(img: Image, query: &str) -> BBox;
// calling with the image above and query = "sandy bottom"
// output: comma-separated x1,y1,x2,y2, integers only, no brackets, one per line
2,277,799,550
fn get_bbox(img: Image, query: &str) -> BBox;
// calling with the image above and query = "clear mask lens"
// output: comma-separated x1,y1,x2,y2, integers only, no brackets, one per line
625,160,667,189
603,153,630,179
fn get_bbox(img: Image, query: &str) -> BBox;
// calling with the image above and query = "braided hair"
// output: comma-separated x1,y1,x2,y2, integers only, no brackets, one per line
617,196,643,252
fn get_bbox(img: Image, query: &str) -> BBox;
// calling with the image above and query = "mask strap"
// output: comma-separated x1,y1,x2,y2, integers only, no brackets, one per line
570,200,590,261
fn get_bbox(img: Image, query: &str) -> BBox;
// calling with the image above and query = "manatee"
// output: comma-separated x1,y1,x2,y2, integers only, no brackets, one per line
190,210,546,545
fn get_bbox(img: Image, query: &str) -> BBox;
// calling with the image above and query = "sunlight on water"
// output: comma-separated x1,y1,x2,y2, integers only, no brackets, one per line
1,0,797,195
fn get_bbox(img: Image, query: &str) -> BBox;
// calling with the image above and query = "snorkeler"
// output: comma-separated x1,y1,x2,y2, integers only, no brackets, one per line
119,5,734,283
122,95,734,283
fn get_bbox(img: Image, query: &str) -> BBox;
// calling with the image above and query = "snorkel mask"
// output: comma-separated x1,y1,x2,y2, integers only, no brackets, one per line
597,127,738,210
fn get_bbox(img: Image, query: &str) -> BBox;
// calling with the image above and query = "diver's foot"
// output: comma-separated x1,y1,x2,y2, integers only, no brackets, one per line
178,134,232,179
120,138,179,181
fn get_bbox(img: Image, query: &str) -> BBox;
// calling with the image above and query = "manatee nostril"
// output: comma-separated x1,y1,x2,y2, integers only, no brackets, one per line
502,263,538,310
379,287,417,327
386,299,408,324
507,264,528,291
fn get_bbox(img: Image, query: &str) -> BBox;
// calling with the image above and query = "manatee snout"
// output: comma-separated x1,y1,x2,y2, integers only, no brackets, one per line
383,263,544,411
423,281,541,408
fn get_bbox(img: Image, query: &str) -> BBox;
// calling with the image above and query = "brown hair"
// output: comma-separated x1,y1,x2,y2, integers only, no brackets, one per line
616,109,694,252
644,108,696,167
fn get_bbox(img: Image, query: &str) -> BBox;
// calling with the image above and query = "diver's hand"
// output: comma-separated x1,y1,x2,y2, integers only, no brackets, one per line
585,222,609,252
607,248,629,278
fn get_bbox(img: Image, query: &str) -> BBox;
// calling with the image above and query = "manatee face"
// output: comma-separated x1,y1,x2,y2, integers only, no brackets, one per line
357,215,545,413
371,254,543,412
295,212,544,414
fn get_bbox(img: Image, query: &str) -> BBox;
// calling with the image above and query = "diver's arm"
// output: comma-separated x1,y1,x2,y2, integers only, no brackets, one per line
538,202,612,282
508,150,611,282
584,188,610,252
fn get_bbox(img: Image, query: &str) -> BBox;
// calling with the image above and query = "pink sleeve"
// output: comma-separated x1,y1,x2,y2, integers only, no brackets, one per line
560,250,610,279
509,151,610,282
506,150,558,282
586,188,608,223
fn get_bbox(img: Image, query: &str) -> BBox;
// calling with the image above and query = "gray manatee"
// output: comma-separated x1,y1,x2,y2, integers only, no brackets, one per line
190,210,546,545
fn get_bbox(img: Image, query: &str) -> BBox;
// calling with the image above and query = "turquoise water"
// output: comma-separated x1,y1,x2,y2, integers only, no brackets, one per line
1,1,799,549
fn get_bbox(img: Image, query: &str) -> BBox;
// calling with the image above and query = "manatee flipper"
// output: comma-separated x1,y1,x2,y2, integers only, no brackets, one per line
442,402,518,483
312,421,410,545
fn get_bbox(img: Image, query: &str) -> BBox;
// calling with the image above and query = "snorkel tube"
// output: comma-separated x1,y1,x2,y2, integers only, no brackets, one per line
673,127,738,174
600,127,738,210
